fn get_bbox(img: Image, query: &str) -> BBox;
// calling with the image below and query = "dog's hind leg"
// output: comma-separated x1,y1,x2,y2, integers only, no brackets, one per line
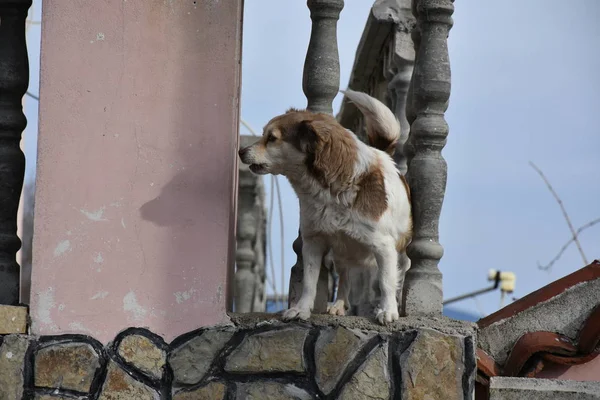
327,266,349,316
372,237,400,324
282,235,328,321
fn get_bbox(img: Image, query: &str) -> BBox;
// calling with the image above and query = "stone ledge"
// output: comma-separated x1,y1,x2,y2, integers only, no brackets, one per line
490,377,600,400
1,315,476,399
0,304,28,334
228,312,476,336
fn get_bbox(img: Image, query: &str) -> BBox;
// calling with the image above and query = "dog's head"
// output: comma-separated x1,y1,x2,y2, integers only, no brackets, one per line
238,109,336,177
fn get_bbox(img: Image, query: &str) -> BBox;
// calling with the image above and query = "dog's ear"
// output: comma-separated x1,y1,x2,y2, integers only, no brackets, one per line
297,120,320,153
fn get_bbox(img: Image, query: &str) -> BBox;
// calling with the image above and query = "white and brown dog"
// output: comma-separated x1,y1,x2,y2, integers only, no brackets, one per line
238,90,412,324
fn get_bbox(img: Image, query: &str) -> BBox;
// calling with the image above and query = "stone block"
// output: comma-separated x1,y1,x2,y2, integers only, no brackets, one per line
338,342,390,400
237,382,311,400
0,335,29,400
490,377,600,400
173,381,227,400
0,305,28,334
315,327,375,394
34,342,100,393
225,328,308,374
98,361,158,400
400,329,464,400
117,334,165,380
169,328,234,385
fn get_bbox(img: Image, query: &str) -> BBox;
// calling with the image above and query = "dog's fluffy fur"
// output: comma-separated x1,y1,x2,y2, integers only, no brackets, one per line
238,90,412,324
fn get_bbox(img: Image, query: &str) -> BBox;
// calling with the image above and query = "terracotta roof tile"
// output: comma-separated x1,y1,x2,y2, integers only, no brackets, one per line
476,261,600,391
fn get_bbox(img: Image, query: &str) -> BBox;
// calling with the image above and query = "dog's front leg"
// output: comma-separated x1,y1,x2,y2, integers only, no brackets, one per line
282,235,327,321
373,238,400,324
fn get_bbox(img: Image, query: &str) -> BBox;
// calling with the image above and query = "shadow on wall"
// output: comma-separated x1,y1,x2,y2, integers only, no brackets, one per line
136,1,242,315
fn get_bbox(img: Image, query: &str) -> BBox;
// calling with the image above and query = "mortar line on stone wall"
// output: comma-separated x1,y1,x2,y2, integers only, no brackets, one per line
389,334,398,400
161,351,174,400
88,346,109,400
327,334,384,399
22,338,37,400
303,326,324,398
390,330,418,400
108,328,169,393
169,326,256,393
462,336,476,400
224,380,237,400
168,326,211,352
22,334,109,400
202,328,249,387
168,327,246,391
204,324,318,392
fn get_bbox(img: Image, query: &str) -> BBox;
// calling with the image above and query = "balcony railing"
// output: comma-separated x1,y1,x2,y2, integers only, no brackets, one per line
1,0,455,319
288,0,455,316
0,0,32,305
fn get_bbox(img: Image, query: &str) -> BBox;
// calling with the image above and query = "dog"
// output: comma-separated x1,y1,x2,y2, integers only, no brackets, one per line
238,90,412,324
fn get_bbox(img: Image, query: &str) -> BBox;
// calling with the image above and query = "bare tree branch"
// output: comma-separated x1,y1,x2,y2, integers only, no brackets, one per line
538,217,600,271
529,161,588,267
529,161,588,265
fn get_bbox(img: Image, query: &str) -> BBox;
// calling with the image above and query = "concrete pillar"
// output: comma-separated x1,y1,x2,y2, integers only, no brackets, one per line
30,0,243,343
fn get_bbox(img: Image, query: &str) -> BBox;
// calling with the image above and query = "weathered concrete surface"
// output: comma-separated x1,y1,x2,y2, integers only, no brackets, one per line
229,313,476,336
489,377,600,400
479,279,600,364
0,305,28,334
0,335,29,400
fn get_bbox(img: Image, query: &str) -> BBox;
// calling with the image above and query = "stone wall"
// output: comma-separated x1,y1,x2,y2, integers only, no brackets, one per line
1,308,476,399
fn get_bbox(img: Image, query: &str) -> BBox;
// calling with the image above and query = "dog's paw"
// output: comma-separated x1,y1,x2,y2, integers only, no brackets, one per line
327,300,347,316
374,306,399,325
282,307,311,321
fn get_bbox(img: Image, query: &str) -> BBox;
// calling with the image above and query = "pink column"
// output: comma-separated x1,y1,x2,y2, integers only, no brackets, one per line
30,0,242,343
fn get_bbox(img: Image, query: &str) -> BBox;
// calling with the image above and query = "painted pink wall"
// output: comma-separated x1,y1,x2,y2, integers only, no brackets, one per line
31,0,242,343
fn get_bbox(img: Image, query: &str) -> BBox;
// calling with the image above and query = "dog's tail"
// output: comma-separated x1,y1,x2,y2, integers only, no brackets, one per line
340,89,401,156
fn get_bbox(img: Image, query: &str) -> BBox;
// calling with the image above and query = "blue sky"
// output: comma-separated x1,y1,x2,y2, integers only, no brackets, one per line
23,1,599,319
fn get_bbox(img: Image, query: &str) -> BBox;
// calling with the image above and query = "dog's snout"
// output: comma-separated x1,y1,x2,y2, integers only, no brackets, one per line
238,147,249,159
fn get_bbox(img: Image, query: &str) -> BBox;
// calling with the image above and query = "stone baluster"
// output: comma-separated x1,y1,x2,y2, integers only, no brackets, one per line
402,0,454,316
288,0,344,312
383,0,416,175
235,136,267,313
0,0,32,305
382,0,415,308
